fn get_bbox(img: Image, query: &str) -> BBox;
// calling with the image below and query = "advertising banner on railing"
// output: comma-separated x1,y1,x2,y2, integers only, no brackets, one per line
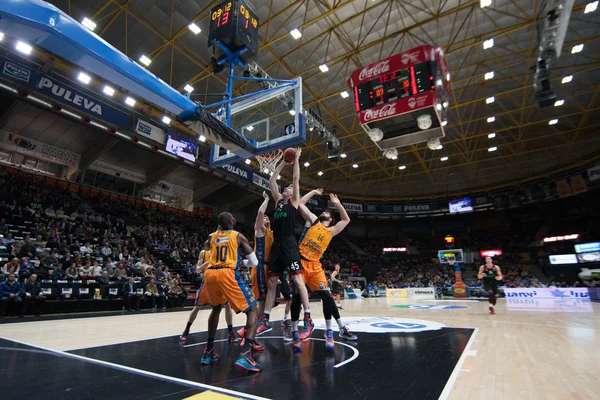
504,288,589,299
0,56,132,129
1,131,81,168
89,160,146,183
327,200,363,213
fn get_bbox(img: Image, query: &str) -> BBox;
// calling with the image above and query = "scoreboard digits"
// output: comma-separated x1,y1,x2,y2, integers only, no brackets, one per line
208,0,259,58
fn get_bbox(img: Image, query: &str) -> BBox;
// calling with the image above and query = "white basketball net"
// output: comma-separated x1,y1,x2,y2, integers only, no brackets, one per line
256,149,283,175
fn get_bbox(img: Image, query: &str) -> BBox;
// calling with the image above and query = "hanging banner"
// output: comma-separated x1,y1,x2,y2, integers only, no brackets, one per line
327,201,363,213
89,160,146,183
587,165,600,182
221,164,252,181
0,56,132,128
252,173,279,192
135,119,166,145
152,181,194,200
1,132,81,168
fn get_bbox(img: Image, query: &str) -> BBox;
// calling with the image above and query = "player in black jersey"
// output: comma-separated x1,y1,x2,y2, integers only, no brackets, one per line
259,148,315,340
478,256,503,315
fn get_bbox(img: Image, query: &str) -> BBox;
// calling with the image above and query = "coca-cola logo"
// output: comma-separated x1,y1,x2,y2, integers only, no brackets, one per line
401,51,420,65
363,103,397,122
358,60,391,81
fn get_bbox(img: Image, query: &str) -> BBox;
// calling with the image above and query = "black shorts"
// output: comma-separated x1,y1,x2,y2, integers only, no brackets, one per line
331,281,342,295
268,236,302,276
483,279,498,294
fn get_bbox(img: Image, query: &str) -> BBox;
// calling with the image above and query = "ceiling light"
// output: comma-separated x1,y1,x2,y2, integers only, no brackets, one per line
277,175,281,180
352,164,359,168
554,100,564,107
309,127,314,131
139,55,151,67
0,32,4,41
486,96,495,104
340,91,349,98
184,84,194,93
436,103,442,111
483,38,494,49
484,71,494,80
188,23,201,34
263,168,269,174
340,153,347,158
571,44,584,54
437,145,443,150
199,135,206,142
585,1,598,13
77,72,91,84
319,64,329,73
399,165,406,170
487,116,495,123
246,125,254,131
480,0,492,8
441,157,449,161
103,85,115,96
441,121,448,126
436,79,442,86
488,133,496,138
549,119,558,125
562,75,573,84
245,159,251,165
125,97,136,107
82,18,96,31
289,110,296,116
391,155,398,160
317,171,323,176
488,146,497,152
442,101,448,108
16,41,32,55
304,162,310,167
162,116,171,125
290,29,302,39
446,73,451,81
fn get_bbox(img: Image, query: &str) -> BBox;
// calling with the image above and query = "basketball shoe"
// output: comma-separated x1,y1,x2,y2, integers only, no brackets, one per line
201,348,219,365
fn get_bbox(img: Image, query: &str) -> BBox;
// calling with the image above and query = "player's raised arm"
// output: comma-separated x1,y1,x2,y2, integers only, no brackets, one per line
255,191,269,236
495,266,503,281
292,147,302,206
298,203,318,225
238,233,258,267
270,161,286,203
329,193,350,236
299,188,323,206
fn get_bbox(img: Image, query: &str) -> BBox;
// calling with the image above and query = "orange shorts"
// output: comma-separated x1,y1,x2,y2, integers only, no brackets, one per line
300,259,329,292
198,268,256,313
251,263,268,301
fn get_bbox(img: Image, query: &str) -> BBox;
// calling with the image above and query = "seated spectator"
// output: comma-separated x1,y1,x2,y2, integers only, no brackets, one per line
92,260,102,277
1,258,20,282
123,277,140,312
22,274,46,316
158,279,170,311
144,277,161,312
66,262,79,280
0,273,25,318
79,261,94,282
101,243,112,258
168,278,187,308
51,264,67,281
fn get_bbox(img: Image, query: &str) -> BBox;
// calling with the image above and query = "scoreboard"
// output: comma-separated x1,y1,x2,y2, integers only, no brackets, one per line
353,61,436,112
208,0,259,58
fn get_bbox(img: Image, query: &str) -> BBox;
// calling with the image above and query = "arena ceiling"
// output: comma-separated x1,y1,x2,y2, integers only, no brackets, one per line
13,0,600,200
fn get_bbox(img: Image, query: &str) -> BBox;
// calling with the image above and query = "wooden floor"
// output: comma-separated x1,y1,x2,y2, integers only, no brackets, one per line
1,297,598,400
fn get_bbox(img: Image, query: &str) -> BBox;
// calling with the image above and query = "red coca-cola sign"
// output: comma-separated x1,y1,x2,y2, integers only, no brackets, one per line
348,45,434,87
358,92,437,124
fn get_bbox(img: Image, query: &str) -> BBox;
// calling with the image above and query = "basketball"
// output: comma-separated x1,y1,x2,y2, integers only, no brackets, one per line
283,147,297,163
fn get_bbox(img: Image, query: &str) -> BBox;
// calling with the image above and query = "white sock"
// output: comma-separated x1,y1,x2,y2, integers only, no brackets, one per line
325,319,332,330
292,320,299,332
284,314,289,321
304,307,310,315
336,318,344,330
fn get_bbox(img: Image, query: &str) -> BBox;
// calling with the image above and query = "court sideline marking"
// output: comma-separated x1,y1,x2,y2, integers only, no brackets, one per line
184,335,360,369
438,328,479,400
1,336,270,400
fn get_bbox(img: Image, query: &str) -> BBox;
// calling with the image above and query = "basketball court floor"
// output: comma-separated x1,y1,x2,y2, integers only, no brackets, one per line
1,297,598,400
